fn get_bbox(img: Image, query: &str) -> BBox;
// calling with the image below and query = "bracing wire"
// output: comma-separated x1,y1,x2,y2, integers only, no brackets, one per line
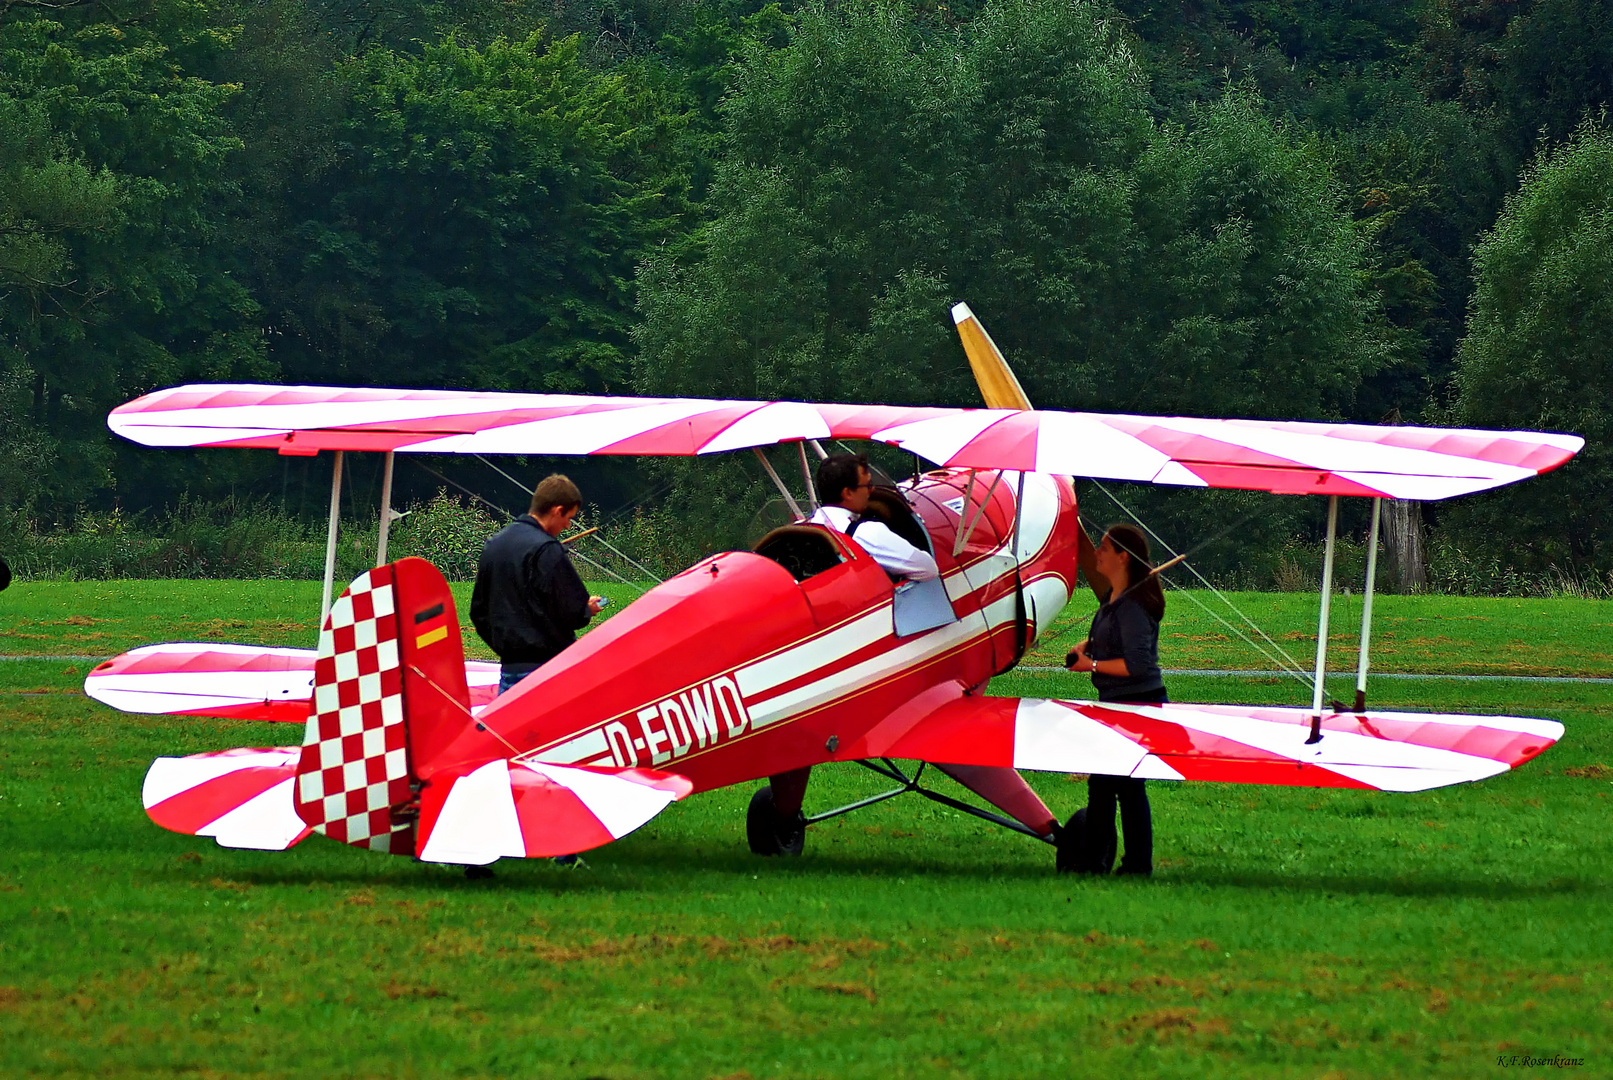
567,547,649,595
1156,577,1317,694
475,454,535,499
588,534,665,584
411,458,656,595
1035,552,1317,696
1086,479,1319,695
473,453,666,584
411,460,520,521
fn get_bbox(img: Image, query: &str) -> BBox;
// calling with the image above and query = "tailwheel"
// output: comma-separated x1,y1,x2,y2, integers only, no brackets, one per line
746,785,806,856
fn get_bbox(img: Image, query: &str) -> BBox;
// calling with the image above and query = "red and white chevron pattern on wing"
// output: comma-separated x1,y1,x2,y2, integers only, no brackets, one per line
416,760,693,865
84,643,499,722
880,698,1562,793
108,384,1581,501
142,747,311,850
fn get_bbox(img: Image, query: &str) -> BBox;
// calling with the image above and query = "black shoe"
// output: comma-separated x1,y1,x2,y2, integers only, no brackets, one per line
1056,807,1120,874
1056,808,1108,874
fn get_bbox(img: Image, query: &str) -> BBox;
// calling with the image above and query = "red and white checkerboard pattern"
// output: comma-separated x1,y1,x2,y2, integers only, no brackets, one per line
294,566,414,853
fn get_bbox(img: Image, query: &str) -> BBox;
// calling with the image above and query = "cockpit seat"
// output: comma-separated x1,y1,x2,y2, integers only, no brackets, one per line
863,487,931,551
753,525,844,582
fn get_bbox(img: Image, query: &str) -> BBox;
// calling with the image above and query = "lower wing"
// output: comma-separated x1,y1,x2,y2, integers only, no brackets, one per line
871,697,1561,792
85,643,500,721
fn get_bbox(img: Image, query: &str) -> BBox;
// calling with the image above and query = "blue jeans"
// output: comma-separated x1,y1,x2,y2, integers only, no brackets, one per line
1087,687,1168,874
498,664,539,696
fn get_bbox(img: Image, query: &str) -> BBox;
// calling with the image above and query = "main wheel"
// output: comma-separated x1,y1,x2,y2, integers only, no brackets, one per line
746,785,806,856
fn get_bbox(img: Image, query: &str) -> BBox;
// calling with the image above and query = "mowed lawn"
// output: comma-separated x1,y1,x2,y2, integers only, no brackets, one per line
0,581,1609,1078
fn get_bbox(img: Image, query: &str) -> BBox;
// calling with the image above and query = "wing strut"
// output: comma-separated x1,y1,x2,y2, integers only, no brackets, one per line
1010,470,1031,669
375,450,396,566
802,759,1055,845
953,470,1003,556
797,442,819,512
753,447,804,519
1353,497,1383,712
319,450,344,626
1307,495,1341,743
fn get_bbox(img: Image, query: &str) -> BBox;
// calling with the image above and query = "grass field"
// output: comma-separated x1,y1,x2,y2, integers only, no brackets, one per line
1,581,1609,1078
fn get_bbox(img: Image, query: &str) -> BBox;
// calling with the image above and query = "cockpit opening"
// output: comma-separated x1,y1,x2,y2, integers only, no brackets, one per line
753,526,845,582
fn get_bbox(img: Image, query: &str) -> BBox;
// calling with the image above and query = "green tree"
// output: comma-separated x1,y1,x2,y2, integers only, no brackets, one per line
636,0,1382,559
0,97,124,506
639,1,1378,417
1421,0,1613,160
1452,122,1613,569
0,1,267,514
263,32,691,394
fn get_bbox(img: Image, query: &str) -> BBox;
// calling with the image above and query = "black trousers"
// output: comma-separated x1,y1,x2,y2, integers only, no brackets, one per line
1086,688,1167,874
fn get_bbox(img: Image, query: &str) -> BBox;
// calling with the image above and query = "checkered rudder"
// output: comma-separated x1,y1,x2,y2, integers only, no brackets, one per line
293,565,414,854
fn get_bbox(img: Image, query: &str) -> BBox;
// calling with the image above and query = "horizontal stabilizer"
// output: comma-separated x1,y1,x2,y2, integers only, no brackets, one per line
879,698,1562,793
85,643,499,722
142,747,311,850
417,760,693,865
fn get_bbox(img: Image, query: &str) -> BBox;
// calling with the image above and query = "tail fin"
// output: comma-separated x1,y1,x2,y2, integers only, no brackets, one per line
293,557,473,854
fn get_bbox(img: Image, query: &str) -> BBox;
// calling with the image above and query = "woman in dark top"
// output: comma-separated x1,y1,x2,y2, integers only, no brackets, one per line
1063,523,1166,876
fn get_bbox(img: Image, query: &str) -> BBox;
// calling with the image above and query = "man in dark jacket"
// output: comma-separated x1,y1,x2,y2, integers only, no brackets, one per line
470,474,604,695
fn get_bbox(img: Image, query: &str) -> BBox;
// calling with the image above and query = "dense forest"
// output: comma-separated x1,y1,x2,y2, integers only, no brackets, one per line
1,0,1610,587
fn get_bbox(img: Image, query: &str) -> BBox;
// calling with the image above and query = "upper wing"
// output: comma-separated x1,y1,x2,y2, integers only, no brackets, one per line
85,643,500,722
867,696,1561,793
109,383,1581,500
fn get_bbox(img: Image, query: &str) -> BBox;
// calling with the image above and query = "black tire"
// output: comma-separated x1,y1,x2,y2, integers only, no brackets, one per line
1055,807,1116,874
0,556,10,592
463,864,496,880
746,785,805,857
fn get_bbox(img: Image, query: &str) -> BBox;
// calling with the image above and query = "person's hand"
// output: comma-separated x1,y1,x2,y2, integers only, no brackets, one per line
1065,642,1092,673
587,595,606,615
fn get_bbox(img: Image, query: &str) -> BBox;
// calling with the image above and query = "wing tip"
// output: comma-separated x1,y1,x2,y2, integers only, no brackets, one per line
951,302,974,325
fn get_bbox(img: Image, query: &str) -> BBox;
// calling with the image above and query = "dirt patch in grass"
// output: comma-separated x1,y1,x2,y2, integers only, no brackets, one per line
510,932,888,967
381,980,448,1000
811,981,876,1002
1115,1006,1230,1042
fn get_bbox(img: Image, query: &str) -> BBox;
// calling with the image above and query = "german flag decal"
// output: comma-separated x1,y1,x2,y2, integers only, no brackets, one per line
413,602,448,649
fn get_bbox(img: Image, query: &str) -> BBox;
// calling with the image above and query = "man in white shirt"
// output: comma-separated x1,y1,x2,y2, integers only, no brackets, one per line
808,454,939,581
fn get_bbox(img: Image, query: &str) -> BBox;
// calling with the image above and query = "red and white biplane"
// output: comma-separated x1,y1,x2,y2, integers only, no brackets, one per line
89,305,1578,869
